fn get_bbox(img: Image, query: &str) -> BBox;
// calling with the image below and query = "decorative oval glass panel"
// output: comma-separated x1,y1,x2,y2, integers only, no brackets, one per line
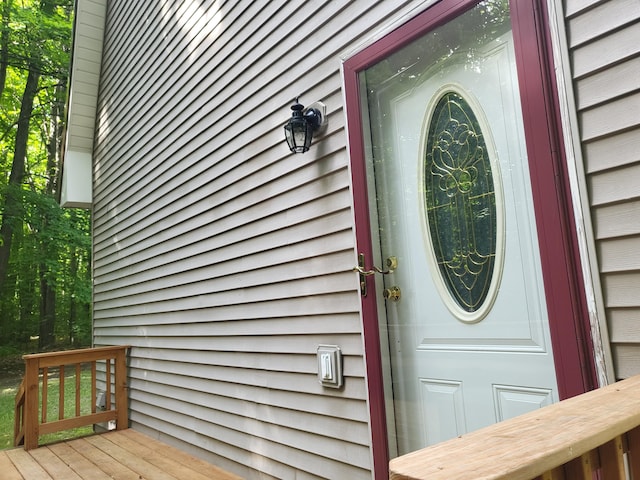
423,88,502,320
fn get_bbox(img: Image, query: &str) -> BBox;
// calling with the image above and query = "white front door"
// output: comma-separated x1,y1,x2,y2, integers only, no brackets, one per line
360,1,559,455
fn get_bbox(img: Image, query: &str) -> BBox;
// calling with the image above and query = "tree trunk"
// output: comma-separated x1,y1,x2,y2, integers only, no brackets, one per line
18,241,37,347
38,81,65,349
0,0,10,99
38,268,56,349
0,66,40,303
46,82,65,195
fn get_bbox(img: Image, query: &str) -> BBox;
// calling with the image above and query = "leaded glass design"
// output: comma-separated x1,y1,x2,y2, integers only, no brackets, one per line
424,91,497,313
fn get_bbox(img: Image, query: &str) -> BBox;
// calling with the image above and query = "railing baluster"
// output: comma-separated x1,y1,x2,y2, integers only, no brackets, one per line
537,466,566,480
599,436,626,479
105,358,112,410
75,363,81,417
627,426,640,479
59,365,65,420
41,367,48,424
91,361,96,414
564,451,595,479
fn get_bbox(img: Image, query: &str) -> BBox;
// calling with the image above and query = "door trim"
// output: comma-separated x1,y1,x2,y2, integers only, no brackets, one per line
343,0,597,478
509,0,597,398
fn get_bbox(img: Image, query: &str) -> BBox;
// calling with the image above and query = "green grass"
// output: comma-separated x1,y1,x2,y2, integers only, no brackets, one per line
0,368,94,450
0,381,17,449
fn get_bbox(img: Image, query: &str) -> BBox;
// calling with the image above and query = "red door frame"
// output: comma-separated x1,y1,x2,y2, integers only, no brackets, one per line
343,1,597,478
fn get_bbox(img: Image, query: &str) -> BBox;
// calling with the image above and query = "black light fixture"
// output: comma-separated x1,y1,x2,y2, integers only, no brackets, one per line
284,98,325,153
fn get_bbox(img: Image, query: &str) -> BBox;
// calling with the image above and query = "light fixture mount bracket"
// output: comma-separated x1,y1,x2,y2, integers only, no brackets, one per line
305,101,327,132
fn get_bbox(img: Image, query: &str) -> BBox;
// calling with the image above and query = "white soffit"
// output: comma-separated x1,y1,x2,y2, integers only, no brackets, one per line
60,0,107,208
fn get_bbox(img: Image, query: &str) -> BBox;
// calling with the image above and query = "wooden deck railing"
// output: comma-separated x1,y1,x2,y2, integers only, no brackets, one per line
14,345,130,450
390,375,640,479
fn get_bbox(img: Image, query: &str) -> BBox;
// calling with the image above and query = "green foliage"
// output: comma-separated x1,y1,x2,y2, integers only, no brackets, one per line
1,187,92,345
0,1,90,352
4,0,72,75
0,344,18,356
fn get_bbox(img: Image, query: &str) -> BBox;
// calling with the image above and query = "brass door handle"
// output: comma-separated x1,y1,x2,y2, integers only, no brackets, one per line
354,255,398,296
352,256,398,276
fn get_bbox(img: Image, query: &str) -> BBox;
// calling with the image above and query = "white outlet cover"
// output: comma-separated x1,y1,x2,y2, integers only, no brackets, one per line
317,344,343,389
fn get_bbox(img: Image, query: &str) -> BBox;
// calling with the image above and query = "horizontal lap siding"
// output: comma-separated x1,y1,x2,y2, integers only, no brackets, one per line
566,0,640,379
92,0,415,478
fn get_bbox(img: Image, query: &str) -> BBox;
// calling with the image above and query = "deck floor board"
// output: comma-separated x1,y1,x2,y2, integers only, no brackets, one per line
47,439,115,480
1,430,243,480
29,448,84,480
85,434,178,480
49,441,123,479
0,450,33,480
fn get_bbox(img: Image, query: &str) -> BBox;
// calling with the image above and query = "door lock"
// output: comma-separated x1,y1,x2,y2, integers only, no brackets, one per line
353,256,398,276
354,254,398,297
383,286,401,302
353,253,400,298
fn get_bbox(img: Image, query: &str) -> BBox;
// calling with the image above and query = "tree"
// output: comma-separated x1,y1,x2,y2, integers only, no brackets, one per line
0,0,89,352
0,66,39,293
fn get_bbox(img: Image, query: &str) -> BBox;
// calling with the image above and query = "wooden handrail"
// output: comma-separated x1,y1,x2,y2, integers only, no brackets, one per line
14,345,130,450
389,375,640,479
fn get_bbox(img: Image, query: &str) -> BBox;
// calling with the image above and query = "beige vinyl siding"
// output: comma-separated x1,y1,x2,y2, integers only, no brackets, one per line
92,0,416,478
566,0,640,379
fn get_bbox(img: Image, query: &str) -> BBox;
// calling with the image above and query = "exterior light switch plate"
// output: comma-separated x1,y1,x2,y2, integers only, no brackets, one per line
317,345,342,389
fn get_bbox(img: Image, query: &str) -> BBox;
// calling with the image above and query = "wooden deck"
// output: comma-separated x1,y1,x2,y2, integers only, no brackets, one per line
1,429,242,480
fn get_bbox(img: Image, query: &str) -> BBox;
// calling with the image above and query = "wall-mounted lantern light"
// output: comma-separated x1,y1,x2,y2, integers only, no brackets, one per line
284,98,326,153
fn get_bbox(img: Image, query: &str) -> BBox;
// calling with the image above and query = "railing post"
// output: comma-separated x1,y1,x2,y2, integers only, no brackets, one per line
114,347,128,430
23,356,40,450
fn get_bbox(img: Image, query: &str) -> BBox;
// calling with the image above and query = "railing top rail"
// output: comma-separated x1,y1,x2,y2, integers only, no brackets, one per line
389,375,640,480
22,345,131,369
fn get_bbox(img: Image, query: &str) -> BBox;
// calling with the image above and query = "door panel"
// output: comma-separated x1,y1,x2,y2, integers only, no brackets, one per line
419,379,466,445
493,385,553,420
360,0,558,454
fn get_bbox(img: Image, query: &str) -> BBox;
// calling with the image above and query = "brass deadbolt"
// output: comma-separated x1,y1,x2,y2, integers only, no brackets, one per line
383,286,401,302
